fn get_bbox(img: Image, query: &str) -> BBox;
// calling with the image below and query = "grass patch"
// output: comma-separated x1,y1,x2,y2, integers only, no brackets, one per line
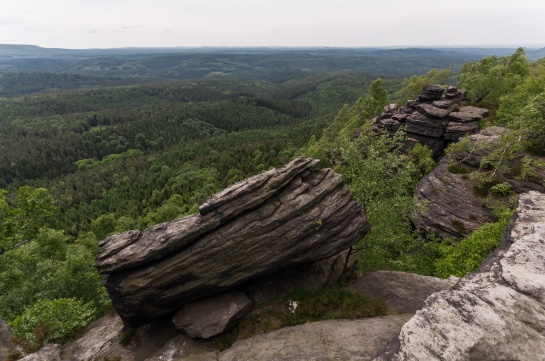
213,288,387,351
447,163,472,174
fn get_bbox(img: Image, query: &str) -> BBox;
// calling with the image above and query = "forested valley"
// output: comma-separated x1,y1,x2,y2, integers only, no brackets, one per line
1,46,544,352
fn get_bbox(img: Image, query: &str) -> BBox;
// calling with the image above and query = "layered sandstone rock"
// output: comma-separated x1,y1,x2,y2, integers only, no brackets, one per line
96,157,369,327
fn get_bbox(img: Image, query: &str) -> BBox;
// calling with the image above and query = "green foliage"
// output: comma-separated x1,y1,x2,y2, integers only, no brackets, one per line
447,163,472,174
457,48,530,104
9,298,95,350
394,68,454,105
339,125,437,274
90,213,117,240
489,182,514,196
118,328,136,347
0,186,58,253
0,227,110,322
434,208,512,278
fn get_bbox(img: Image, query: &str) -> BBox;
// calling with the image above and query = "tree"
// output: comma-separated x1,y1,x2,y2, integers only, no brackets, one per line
338,124,438,273
0,187,58,254
457,48,530,105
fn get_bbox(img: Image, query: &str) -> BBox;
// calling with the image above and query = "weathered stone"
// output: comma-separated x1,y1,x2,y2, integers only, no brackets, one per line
347,271,457,314
391,112,407,121
242,247,359,304
97,157,370,327
412,157,496,239
432,100,451,109
0,319,17,361
219,315,411,361
173,290,252,338
418,84,445,100
383,103,399,113
143,335,217,361
416,103,451,118
378,118,401,132
20,345,61,361
406,112,448,137
444,120,479,141
377,191,545,361
449,105,489,122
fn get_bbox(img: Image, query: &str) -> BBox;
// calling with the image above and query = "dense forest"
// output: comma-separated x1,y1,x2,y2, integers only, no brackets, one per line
1,46,544,352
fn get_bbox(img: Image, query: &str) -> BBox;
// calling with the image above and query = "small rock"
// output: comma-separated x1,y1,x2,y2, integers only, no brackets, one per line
418,84,445,100
449,106,490,122
383,103,399,113
432,100,451,109
173,290,253,339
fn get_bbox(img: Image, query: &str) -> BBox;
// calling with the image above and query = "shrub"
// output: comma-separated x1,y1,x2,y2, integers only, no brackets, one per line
489,182,514,196
434,208,512,278
9,298,95,351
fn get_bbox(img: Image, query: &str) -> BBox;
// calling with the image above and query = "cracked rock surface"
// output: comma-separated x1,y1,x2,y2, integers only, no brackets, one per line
96,157,369,327
376,191,545,361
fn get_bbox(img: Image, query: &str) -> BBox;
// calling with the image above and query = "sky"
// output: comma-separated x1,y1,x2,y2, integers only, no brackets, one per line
1,0,544,49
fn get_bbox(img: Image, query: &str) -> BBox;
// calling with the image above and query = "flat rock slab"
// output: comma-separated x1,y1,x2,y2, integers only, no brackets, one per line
377,191,545,361
217,315,412,361
347,271,457,314
97,157,369,327
173,290,252,339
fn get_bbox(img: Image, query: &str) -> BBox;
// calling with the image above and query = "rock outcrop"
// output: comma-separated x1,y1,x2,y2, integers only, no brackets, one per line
373,85,488,158
413,126,545,239
347,271,457,314
377,191,545,360
0,319,16,361
96,157,369,327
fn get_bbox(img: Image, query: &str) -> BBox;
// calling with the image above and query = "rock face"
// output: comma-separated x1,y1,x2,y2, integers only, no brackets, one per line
412,156,496,239
377,191,545,361
0,319,16,361
347,271,457,314
217,315,412,361
413,126,545,239
172,290,253,338
373,85,488,158
96,157,369,327
20,345,61,361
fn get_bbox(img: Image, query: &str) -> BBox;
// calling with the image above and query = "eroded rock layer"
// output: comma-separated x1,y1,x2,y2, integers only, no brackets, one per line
96,157,369,327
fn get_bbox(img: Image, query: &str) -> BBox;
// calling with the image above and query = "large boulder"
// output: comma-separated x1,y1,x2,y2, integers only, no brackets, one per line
0,319,17,361
96,157,369,327
376,191,545,360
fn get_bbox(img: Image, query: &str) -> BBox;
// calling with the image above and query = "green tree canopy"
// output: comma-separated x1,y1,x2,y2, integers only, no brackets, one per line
457,48,530,105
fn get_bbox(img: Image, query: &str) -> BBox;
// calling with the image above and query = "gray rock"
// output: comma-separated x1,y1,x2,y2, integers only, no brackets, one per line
406,112,448,138
391,112,407,121
412,157,496,239
432,100,451,109
383,103,399,113
347,271,457,314
377,191,545,361
415,103,451,118
418,84,445,100
242,247,359,303
143,335,216,361
0,319,16,361
444,120,479,141
449,105,489,122
97,157,370,327
173,290,252,339
20,345,61,361
218,315,412,361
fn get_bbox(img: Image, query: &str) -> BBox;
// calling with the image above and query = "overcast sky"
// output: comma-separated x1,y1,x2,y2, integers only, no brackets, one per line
1,0,544,49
